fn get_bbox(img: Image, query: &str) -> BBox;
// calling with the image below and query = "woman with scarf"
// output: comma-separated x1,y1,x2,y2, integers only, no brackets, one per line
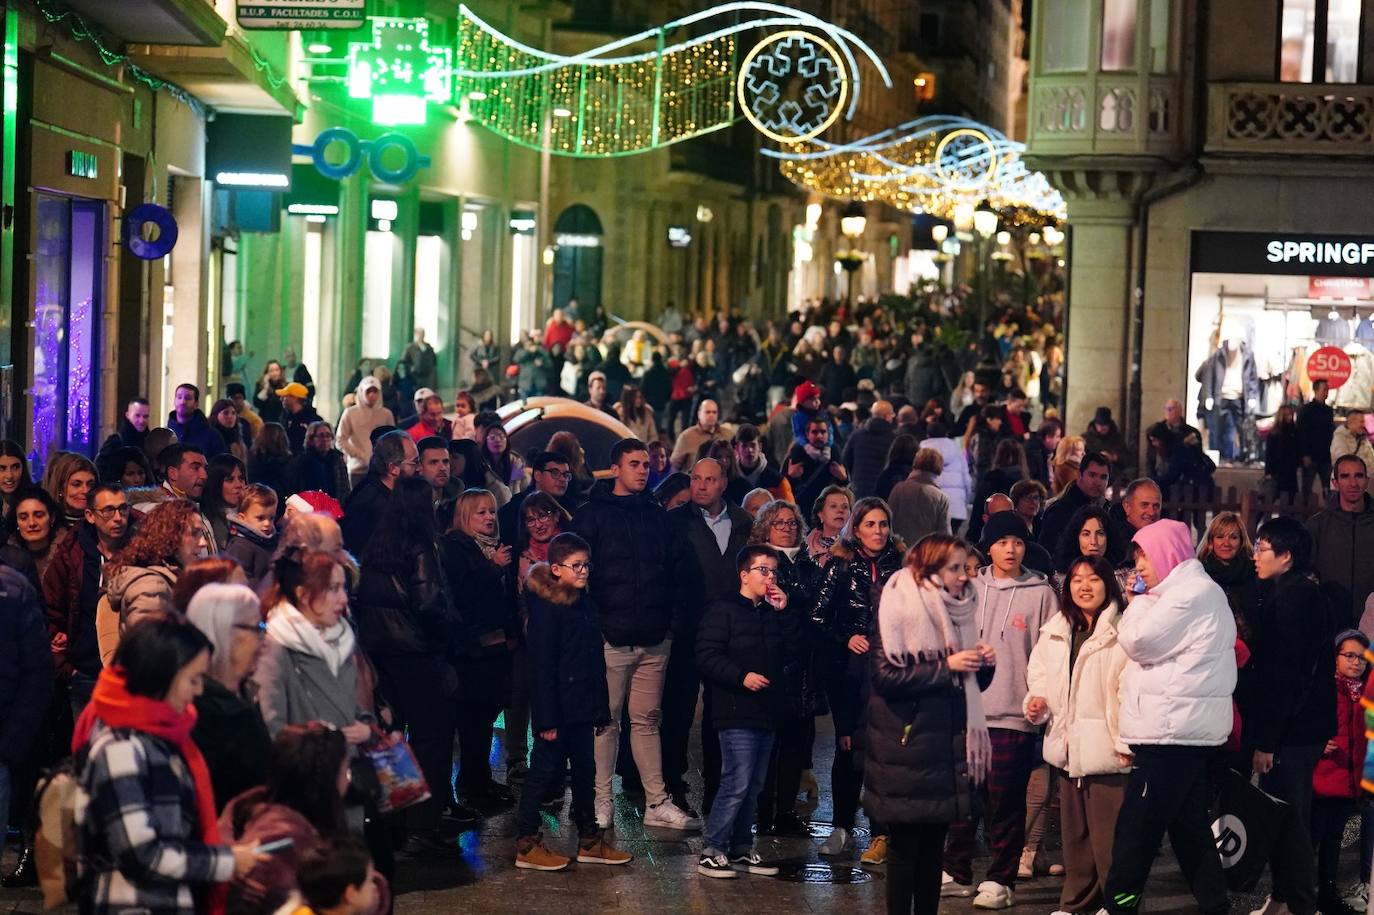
867,534,994,915
75,618,266,915
1,488,60,589
1197,511,1258,642
804,485,852,567
748,499,821,837
1023,554,1130,913
808,496,904,862
474,414,524,507
441,488,519,806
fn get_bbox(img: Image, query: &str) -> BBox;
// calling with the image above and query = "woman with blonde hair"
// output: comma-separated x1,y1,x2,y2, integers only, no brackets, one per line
442,488,518,805
1051,435,1087,496
1197,511,1257,641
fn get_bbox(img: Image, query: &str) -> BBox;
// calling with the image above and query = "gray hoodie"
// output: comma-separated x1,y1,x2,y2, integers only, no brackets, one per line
336,376,396,478
974,565,1058,732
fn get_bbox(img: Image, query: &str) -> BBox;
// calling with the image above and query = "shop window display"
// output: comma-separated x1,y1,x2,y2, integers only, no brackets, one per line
1187,272,1374,466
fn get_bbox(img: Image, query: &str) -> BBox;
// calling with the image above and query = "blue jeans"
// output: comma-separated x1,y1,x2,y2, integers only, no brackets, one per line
703,728,774,855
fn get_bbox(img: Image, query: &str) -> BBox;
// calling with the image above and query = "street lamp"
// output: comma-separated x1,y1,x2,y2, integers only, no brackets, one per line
973,203,999,323
836,201,867,308
930,224,948,246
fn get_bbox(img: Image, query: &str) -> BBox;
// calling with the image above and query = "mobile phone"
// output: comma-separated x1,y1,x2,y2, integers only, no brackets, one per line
1131,575,1148,594
258,838,295,855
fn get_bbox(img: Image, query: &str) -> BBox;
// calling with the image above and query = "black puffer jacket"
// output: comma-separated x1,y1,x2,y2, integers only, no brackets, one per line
440,532,517,708
571,483,684,647
697,593,805,730
863,619,979,825
524,563,610,732
1241,571,1336,753
809,539,905,648
352,538,451,657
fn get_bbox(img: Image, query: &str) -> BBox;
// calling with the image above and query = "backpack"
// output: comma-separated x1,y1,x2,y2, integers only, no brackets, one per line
34,731,103,909
33,758,81,908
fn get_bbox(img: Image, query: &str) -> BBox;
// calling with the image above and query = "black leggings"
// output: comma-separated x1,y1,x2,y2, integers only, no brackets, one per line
455,702,502,795
887,822,948,914
758,717,813,825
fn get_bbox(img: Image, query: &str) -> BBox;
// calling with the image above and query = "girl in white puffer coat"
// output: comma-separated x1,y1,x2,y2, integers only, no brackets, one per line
1024,554,1130,914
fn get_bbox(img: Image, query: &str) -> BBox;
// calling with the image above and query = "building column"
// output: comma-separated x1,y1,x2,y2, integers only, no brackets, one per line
1062,211,1136,437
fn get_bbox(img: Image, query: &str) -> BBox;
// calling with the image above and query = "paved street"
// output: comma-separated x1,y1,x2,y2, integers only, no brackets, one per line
2,714,1351,915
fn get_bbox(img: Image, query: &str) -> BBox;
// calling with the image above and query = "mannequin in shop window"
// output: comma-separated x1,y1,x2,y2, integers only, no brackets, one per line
1195,336,1259,464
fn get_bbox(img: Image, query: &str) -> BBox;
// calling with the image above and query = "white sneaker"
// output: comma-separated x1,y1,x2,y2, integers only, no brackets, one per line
1248,898,1293,915
817,826,852,856
594,796,613,830
941,871,974,897
1344,884,1370,910
643,799,702,830
972,880,1015,909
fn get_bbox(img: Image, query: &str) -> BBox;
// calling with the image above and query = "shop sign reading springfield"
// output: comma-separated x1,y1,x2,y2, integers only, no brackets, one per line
238,0,365,30
1192,231,1374,279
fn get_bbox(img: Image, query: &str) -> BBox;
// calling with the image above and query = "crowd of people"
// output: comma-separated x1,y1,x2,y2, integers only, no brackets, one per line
3,290,1374,915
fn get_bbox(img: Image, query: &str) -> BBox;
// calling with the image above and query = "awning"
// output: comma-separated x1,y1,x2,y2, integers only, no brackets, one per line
127,30,300,115
62,0,226,47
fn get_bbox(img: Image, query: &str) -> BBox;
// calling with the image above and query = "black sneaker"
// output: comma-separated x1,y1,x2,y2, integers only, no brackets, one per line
441,802,481,829
772,811,810,837
697,852,737,879
671,794,701,820
729,851,780,876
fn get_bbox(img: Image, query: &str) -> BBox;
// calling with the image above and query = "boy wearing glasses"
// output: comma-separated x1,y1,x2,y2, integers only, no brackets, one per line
695,545,802,878
515,533,632,871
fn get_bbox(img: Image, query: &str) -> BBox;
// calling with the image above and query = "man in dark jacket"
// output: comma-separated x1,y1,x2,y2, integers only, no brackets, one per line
1306,455,1374,629
571,438,700,831
695,544,800,878
666,458,754,816
341,431,417,555
277,382,324,455
42,482,131,715
1247,516,1336,915
787,416,850,520
1037,452,1111,553
1023,420,1062,489
841,400,897,500
98,398,151,460
903,334,947,410
283,421,351,502
166,383,224,458
1297,380,1336,497
725,425,792,506
0,560,54,865
498,451,579,547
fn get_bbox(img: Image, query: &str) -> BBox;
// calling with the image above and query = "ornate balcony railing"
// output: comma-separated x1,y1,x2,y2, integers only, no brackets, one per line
1028,73,1180,157
1206,82,1374,154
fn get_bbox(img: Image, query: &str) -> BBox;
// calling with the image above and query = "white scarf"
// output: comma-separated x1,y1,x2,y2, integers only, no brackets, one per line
879,569,991,785
266,600,355,677
803,443,831,462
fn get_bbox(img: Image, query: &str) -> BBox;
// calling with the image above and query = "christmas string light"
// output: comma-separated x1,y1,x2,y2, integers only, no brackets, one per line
766,115,1067,221
453,2,890,157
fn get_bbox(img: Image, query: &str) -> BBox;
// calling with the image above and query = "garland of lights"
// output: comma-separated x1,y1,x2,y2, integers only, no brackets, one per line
765,115,1067,222
453,2,890,157
33,0,292,117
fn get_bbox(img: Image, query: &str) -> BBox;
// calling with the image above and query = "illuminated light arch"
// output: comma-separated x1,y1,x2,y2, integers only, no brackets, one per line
454,2,890,157
764,115,1067,221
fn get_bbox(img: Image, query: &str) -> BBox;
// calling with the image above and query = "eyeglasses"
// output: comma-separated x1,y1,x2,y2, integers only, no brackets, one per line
526,510,557,523
538,469,574,480
1339,651,1368,663
770,519,800,530
233,620,268,633
91,504,131,518
747,566,779,577
556,561,593,574
1253,545,1274,555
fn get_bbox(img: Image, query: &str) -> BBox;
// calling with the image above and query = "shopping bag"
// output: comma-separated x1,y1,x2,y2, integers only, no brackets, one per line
360,729,433,813
1210,768,1289,892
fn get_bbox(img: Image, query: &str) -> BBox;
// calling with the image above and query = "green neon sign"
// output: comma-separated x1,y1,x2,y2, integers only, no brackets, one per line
347,17,452,126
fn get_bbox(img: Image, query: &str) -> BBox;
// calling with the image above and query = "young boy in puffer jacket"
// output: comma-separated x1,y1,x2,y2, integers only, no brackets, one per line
943,512,1056,907
513,533,631,873
222,484,279,590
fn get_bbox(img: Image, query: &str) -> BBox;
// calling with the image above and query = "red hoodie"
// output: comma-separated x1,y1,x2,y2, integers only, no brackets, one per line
1316,674,1367,799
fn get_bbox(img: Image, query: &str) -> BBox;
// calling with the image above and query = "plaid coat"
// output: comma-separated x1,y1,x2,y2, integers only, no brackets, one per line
76,723,234,915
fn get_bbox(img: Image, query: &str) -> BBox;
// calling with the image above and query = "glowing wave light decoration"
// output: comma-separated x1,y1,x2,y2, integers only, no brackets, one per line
765,115,1067,222
454,2,891,157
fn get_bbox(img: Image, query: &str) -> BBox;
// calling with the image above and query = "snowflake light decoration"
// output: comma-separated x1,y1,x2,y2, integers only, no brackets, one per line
737,30,848,144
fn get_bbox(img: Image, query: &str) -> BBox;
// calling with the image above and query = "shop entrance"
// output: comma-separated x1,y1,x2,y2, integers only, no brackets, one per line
30,193,103,474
